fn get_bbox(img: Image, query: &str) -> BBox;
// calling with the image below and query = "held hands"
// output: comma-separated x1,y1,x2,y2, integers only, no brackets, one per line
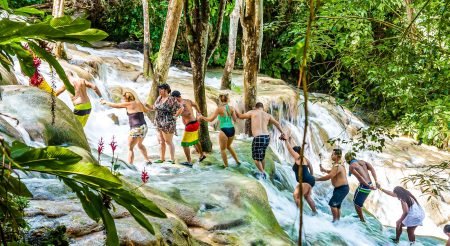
100,99,107,105
319,164,326,173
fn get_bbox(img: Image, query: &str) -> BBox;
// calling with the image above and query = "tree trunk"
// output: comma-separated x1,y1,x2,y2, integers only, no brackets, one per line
240,0,262,135
142,0,154,79
147,0,184,105
52,0,65,58
183,0,226,151
404,0,416,34
220,0,241,90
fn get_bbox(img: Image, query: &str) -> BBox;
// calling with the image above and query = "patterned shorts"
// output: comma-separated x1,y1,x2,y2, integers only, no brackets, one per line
252,135,270,161
129,124,148,138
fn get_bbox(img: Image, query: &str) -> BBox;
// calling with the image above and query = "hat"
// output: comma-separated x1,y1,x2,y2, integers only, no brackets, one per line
171,90,181,97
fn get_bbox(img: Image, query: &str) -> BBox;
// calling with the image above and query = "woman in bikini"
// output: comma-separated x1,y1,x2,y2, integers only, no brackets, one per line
199,92,240,167
281,134,317,213
100,92,152,165
147,83,183,164
377,185,425,244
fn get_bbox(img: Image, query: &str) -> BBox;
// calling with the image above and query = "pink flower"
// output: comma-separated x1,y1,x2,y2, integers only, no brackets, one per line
97,137,104,162
109,136,118,155
141,169,149,184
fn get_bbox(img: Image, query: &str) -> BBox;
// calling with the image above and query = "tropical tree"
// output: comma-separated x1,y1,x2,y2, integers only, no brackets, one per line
51,0,65,58
182,0,227,151
240,0,262,134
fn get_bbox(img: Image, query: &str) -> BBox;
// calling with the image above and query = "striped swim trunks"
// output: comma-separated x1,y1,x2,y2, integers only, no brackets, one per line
252,135,270,161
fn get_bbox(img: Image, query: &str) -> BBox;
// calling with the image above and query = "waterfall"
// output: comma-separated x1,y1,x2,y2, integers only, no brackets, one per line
6,45,448,245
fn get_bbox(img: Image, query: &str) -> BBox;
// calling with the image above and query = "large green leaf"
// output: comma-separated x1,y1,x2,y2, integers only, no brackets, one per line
13,145,82,165
66,29,108,42
10,141,33,159
9,43,34,76
3,174,33,197
27,42,75,95
0,0,8,10
100,205,119,246
107,189,166,218
113,196,155,235
50,16,91,34
63,179,101,221
14,7,45,18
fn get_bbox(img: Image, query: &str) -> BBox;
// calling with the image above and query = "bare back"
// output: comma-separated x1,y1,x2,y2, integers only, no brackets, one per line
71,79,90,105
126,101,145,114
331,164,348,187
249,109,271,137
350,160,371,184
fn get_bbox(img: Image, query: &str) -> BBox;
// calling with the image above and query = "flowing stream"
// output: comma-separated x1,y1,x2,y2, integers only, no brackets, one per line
9,45,448,246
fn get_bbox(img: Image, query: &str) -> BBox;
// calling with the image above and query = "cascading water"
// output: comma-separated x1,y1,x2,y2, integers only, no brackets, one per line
7,45,447,245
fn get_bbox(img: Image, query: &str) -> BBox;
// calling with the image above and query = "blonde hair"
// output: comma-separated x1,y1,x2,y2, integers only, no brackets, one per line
123,92,135,102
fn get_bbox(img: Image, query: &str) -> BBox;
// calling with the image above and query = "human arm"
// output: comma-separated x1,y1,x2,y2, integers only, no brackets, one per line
366,161,378,185
284,139,300,160
377,184,397,197
100,99,130,108
236,110,252,119
396,201,409,227
320,164,331,174
55,85,66,96
306,158,314,176
199,108,219,122
85,80,102,98
315,166,338,181
269,116,285,135
231,107,238,122
191,100,202,115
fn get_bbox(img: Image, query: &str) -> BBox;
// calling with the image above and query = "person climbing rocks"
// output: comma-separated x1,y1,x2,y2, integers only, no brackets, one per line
146,83,183,164
100,92,152,165
344,152,377,222
377,185,425,245
171,90,206,167
236,102,285,179
199,92,240,168
55,71,102,127
444,224,450,246
280,133,317,214
315,148,349,222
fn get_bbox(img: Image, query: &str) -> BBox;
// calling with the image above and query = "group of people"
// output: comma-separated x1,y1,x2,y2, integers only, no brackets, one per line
285,141,429,244
56,71,284,178
54,71,448,245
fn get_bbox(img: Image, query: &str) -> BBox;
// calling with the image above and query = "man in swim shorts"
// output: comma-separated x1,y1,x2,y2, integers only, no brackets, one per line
345,152,377,222
172,90,206,166
56,71,102,127
236,102,285,179
315,148,350,222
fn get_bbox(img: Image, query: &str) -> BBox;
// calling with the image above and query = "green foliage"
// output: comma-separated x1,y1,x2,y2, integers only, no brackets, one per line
401,161,450,201
7,0,44,9
0,139,166,245
328,127,397,153
0,7,107,95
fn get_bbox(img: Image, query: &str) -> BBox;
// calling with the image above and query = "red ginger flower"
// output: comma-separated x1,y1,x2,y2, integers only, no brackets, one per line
141,168,149,184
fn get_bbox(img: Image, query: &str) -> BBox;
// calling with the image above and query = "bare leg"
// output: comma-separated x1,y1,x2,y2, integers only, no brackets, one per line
218,132,228,167
162,132,175,161
303,183,317,214
262,159,266,169
395,223,404,242
183,146,191,163
136,137,151,162
330,207,339,222
158,130,166,161
254,160,264,172
194,143,204,158
127,136,138,164
406,226,417,243
226,136,239,164
354,204,365,222
293,184,301,207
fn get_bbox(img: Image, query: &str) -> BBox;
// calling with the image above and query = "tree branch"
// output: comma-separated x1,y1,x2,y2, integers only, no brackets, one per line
206,0,226,62
183,0,194,42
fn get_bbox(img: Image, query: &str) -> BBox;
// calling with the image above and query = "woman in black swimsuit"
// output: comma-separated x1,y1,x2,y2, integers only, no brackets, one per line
281,135,317,213
101,92,152,165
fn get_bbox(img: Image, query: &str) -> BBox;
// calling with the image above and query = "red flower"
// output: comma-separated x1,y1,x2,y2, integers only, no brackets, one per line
33,57,41,68
30,72,44,86
97,137,104,156
109,136,118,154
141,168,149,184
